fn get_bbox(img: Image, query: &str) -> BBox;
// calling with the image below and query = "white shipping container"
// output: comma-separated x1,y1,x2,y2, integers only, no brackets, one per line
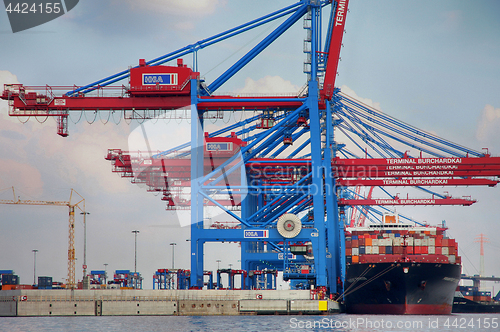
415,239,422,246
428,238,435,246
428,246,435,254
422,239,428,246
405,237,414,246
372,239,378,246
430,230,436,235
352,248,359,256
372,246,379,254
365,246,372,254
388,233,395,238
448,255,456,264
442,247,449,255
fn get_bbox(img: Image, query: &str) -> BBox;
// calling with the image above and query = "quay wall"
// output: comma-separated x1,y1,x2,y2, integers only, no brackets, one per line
0,289,339,316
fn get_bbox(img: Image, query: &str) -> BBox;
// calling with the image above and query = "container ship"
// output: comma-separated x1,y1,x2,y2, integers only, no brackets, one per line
343,214,461,315
453,285,500,313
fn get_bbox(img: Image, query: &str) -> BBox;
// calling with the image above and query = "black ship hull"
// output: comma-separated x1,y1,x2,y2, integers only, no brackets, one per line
345,262,461,314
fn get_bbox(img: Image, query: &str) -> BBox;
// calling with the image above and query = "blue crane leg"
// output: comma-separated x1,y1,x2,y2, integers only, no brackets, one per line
324,101,341,293
309,4,327,287
190,79,205,288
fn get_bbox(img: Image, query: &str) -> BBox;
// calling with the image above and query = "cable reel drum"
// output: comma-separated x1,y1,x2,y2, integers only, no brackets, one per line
277,213,302,238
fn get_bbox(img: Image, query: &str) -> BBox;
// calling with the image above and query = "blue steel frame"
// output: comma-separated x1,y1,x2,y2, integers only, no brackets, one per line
186,0,345,291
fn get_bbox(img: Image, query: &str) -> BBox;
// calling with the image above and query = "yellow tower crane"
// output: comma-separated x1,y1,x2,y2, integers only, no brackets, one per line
0,187,85,289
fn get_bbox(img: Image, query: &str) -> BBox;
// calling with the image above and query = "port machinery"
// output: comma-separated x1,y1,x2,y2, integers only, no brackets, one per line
3,0,500,294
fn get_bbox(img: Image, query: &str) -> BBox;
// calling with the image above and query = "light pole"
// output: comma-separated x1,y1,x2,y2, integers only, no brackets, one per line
216,260,221,270
104,263,108,283
170,243,177,269
132,230,139,273
32,249,38,285
80,211,90,279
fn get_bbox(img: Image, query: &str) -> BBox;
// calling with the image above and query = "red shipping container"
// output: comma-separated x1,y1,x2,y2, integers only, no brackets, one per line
421,246,428,254
442,238,449,246
449,246,456,255
371,234,377,239
406,247,414,254
16,285,33,290
345,241,352,249
346,248,352,256
435,247,442,255
449,239,456,246
379,246,386,254
352,240,359,248
359,238,365,246
414,246,421,254
393,246,404,254
435,237,442,247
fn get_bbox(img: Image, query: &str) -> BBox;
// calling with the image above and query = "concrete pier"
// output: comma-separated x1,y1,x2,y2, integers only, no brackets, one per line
0,289,340,316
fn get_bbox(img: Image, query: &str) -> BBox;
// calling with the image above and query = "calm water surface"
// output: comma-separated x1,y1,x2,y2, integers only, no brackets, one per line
1,314,499,331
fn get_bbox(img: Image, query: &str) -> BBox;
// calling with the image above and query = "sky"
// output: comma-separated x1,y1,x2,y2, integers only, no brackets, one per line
1,1,500,291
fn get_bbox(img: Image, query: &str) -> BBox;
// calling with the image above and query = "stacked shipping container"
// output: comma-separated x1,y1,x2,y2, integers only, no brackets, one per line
345,226,461,265
458,285,492,302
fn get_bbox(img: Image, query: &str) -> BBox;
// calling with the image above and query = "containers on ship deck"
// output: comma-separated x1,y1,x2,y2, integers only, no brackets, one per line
345,225,460,265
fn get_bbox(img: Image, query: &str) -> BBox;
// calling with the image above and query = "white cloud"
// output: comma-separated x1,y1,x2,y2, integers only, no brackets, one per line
476,104,500,148
340,85,381,110
0,160,43,197
0,70,18,85
126,0,222,16
234,75,300,95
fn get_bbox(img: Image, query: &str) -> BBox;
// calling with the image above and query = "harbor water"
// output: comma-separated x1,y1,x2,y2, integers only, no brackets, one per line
1,313,499,331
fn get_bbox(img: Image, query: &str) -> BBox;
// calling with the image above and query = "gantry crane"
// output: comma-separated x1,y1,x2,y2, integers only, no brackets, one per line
0,187,85,289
